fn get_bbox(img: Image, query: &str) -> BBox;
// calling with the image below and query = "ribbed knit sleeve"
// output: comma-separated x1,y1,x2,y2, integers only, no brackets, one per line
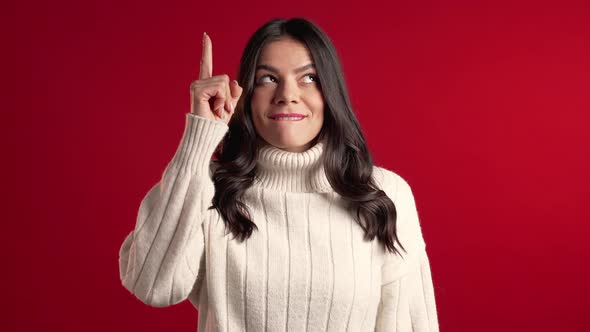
374,168,439,331
118,113,228,307
376,250,439,331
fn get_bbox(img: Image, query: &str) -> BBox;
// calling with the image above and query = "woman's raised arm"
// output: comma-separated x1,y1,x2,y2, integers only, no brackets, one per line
118,33,241,307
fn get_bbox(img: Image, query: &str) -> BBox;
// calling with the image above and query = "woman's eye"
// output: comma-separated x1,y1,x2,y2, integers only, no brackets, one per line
302,74,318,83
258,75,277,84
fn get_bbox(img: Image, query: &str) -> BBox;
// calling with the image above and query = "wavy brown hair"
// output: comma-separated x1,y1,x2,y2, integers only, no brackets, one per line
209,17,406,257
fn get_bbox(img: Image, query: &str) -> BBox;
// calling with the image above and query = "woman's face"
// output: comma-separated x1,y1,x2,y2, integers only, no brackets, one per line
250,37,324,153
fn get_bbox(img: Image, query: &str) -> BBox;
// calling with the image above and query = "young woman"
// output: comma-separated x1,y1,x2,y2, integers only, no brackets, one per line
119,18,439,331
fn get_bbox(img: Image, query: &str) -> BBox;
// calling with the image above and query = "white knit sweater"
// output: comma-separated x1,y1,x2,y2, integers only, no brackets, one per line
119,113,439,331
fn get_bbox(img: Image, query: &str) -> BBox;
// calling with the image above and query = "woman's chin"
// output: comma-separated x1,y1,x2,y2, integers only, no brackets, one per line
266,139,311,152
256,129,320,152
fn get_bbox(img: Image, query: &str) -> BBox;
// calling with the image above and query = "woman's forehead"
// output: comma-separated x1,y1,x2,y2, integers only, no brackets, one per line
257,38,313,69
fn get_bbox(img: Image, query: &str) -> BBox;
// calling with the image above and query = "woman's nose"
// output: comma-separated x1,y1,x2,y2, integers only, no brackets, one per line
273,79,300,105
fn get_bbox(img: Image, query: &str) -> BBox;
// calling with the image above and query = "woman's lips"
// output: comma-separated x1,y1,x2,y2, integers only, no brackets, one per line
268,113,307,121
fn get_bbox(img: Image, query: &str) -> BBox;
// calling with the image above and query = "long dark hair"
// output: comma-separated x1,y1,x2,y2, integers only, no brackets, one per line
209,17,406,257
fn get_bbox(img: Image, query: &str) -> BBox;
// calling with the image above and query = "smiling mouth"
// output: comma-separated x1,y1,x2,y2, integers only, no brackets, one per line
268,113,307,121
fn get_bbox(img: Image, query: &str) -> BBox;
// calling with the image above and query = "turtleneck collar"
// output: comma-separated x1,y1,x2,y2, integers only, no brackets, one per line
253,140,333,193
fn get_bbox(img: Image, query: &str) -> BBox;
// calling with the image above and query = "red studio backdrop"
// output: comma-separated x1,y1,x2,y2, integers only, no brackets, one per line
11,0,589,330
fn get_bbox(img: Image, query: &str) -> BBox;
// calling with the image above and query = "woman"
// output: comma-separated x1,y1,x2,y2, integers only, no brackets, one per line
119,18,439,331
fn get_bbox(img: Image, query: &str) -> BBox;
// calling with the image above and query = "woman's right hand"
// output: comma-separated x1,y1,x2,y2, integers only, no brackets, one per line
190,32,243,125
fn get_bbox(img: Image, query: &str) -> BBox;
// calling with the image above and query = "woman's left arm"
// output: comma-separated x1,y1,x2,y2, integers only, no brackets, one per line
376,248,439,331
374,169,439,331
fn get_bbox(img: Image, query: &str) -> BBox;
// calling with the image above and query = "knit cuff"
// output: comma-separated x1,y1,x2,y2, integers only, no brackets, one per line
169,113,228,174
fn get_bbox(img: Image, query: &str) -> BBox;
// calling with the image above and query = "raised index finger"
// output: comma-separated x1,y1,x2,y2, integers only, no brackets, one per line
199,32,213,79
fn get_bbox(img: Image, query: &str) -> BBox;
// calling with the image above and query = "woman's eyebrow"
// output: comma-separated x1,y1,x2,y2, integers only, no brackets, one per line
255,63,315,74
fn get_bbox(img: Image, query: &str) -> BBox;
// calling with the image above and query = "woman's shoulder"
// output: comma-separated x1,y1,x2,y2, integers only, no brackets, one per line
371,165,414,202
373,165,427,275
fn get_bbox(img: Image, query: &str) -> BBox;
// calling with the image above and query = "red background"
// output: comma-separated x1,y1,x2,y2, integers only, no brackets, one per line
10,0,589,330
